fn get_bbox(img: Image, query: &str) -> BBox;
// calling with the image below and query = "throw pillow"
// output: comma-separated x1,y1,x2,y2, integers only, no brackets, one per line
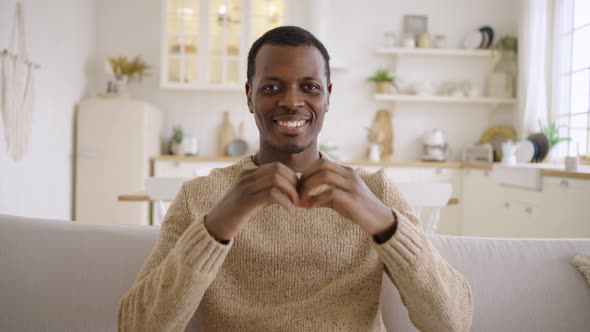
572,253,590,287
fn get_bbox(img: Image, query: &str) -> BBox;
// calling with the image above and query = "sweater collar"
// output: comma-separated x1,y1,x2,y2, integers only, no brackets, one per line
239,151,331,172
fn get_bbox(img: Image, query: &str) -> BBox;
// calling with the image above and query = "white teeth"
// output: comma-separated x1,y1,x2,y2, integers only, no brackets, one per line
277,120,306,128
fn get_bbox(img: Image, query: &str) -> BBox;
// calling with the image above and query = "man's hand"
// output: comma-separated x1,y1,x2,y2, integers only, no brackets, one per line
298,158,397,239
205,162,299,241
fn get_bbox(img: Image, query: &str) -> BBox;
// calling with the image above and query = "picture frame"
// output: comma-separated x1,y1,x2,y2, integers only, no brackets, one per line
403,15,428,37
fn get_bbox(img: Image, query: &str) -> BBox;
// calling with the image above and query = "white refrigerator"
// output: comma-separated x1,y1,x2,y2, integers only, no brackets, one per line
75,98,162,225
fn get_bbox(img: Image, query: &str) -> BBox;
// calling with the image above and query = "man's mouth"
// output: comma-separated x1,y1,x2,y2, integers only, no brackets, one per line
274,119,308,128
272,118,311,134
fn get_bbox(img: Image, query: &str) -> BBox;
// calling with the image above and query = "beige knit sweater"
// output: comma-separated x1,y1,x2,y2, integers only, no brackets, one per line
118,155,473,331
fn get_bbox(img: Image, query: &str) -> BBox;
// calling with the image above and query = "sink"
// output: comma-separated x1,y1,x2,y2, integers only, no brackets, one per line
492,163,544,190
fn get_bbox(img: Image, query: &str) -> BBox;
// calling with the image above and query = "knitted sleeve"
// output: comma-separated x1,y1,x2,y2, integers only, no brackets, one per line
369,169,473,332
117,182,233,332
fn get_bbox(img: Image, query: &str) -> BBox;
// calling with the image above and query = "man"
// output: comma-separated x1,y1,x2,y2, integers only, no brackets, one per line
118,26,472,331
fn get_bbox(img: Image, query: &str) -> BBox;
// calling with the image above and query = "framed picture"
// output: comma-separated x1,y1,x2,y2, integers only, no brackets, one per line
404,15,428,37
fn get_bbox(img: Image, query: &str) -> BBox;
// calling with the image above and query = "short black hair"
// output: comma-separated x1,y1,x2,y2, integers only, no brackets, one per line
246,26,331,85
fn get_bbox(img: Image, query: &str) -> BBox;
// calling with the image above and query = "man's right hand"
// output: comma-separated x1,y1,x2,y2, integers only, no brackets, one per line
204,163,299,242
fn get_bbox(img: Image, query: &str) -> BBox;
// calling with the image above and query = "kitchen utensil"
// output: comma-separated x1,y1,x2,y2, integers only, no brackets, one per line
462,144,493,163
464,29,483,49
501,141,517,164
422,128,448,161
527,133,550,162
480,126,517,161
565,156,579,171
479,26,494,49
515,140,535,163
227,121,249,157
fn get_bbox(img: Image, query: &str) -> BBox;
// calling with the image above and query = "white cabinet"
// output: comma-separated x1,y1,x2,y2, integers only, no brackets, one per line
541,177,590,237
161,0,286,90
463,169,590,238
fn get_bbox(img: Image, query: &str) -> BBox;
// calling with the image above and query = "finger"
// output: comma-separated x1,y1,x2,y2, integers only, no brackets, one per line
253,187,295,213
299,158,351,185
259,162,298,187
248,173,299,205
307,188,347,209
299,169,352,203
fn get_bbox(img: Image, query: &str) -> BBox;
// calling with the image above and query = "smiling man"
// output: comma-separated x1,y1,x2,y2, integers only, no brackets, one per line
118,26,473,332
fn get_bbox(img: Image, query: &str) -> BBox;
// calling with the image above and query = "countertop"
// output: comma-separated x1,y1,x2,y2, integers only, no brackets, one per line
152,155,590,180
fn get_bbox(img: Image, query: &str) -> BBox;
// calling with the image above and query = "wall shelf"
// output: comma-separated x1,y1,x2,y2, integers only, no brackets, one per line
375,94,516,105
375,47,496,57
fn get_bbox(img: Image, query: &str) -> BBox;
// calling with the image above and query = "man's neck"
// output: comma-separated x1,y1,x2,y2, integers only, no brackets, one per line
254,144,320,173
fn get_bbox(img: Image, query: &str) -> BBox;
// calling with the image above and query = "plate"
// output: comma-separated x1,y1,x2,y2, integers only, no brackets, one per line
480,126,517,161
226,138,248,157
515,140,535,163
464,30,484,49
479,26,494,49
528,133,550,162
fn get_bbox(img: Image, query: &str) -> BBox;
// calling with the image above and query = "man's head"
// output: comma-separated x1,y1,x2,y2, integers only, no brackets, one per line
246,26,332,155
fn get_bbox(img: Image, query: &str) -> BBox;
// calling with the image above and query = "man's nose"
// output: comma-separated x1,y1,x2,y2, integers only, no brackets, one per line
278,87,304,109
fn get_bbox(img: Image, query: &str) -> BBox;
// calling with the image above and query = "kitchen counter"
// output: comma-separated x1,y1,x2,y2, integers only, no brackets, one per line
152,156,590,180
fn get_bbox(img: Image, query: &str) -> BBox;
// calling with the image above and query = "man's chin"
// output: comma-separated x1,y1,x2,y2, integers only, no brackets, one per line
269,141,310,154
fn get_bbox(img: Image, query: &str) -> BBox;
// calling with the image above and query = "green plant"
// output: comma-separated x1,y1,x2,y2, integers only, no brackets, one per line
172,126,183,144
540,121,571,147
368,69,398,89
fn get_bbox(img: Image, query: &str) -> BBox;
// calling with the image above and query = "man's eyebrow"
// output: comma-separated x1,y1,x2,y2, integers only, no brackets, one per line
261,76,282,81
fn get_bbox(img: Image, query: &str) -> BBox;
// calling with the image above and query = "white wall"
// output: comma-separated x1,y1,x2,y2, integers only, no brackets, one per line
96,0,518,161
0,0,96,219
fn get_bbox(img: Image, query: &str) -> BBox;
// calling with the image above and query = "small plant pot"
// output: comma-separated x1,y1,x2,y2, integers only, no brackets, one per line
170,142,184,156
375,82,392,94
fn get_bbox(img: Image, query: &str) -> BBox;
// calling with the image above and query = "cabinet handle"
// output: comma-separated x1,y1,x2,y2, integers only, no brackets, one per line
560,179,569,188
525,207,533,214
504,201,510,209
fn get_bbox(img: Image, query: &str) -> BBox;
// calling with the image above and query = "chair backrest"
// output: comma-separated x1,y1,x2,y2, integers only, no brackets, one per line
144,177,190,201
395,182,452,208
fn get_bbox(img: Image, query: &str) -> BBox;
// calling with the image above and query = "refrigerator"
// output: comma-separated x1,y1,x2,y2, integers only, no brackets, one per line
75,98,162,225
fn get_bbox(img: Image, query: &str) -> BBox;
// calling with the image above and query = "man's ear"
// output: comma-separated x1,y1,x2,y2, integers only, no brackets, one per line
245,82,253,114
326,82,333,113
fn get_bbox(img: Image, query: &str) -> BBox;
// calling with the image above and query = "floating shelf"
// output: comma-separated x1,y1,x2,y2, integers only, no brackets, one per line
375,47,496,57
375,94,516,105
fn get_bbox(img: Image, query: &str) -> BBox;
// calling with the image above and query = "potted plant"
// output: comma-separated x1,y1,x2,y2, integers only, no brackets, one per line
170,126,184,156
105,55,151,95
540,121,571,162
368,69,398,94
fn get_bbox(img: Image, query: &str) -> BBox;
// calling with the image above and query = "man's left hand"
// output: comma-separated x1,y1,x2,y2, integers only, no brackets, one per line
298,158,397,239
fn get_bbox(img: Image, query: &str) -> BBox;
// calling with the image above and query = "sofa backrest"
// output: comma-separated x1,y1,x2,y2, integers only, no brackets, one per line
1,214,589,332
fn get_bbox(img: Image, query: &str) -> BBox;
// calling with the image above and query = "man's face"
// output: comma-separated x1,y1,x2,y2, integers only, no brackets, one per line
246,45,332,154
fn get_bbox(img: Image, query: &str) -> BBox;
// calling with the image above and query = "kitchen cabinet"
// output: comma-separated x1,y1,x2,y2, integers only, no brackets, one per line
541,176,590,237
462,169,590,238
161,0,287,90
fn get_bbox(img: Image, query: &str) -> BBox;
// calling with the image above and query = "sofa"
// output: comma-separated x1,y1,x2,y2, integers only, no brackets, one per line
1,213,589,332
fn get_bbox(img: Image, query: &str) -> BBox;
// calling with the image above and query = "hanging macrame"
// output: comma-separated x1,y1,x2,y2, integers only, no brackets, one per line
1,2,39,161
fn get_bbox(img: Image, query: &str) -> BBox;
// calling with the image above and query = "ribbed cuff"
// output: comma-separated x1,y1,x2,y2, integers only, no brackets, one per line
372,209,425,271
177,214,233,274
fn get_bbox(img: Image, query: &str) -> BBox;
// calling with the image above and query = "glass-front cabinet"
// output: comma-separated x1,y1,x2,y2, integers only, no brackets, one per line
162,0,285,90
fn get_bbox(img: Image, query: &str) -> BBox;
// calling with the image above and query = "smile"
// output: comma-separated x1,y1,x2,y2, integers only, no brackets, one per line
275,120,308,128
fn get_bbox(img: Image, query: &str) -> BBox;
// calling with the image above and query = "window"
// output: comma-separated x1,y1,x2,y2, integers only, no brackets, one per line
554,0,590,156
162,0,285,90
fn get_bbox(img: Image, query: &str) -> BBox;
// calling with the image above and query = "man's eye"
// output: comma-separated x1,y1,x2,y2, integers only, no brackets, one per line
263,85,279,92
305,84,320,91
